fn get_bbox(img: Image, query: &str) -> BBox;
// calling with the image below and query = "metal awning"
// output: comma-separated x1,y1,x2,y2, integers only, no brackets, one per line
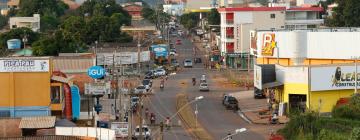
19,116,56,129
263,81,283,89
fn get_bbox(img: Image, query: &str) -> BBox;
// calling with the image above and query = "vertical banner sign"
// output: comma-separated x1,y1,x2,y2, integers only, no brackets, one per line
71,85,80,120
254,65,262,89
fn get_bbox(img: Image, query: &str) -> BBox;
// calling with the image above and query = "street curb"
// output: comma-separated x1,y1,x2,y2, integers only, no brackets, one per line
237,110,252,124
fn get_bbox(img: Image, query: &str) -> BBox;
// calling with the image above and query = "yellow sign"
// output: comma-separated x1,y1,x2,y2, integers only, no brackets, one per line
261,33,277,56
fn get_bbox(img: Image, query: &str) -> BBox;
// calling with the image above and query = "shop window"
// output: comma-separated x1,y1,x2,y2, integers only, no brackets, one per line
51,86,61,104
270,14,276,19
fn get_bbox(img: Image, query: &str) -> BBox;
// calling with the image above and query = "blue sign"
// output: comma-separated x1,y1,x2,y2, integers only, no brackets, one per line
87,66,105,79
152,45,168,57
71,85,80,120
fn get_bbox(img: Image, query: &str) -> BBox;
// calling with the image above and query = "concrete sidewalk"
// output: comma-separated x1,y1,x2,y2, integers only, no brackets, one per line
229,90,271,124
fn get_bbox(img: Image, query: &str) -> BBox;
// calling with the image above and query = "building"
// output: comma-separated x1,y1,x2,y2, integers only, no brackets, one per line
7,0,19,9
164,0,185,4
163,4,185,16
252,28,360,114
185,0,213,11
9,14,40,32
122,2,143,20
296,0,324,6
218,7,286,69
218,6,323,69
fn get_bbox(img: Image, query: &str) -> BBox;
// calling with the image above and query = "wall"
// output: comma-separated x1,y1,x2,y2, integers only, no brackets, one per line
310,90,353,113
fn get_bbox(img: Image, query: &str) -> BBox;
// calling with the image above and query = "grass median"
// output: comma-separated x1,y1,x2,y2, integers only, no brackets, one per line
176,93,213,140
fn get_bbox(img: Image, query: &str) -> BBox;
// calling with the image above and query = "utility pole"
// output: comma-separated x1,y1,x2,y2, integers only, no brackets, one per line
128,93,132,140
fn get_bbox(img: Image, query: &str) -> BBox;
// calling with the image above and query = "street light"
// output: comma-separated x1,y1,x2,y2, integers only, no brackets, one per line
221,128,247,140
169,96,204,120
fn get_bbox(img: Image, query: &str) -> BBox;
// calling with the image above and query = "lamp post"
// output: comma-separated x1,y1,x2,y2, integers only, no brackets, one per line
221,128,247,140
352,56,360,94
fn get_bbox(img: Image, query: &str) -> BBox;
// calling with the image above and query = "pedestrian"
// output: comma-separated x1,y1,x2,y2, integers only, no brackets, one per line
115,109,120,120
150,113,156,125
111,104,115,115
145,108,149,119
165,117,170,130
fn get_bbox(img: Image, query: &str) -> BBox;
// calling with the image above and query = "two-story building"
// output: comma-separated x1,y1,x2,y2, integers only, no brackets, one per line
218,6,324,69
122,2,143,20
9,14,40,32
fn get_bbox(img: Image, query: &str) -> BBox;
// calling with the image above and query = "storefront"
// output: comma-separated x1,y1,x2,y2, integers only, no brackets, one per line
226,52,253,69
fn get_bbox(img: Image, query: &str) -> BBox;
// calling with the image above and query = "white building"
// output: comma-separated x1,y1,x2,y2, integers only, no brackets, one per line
163,4,185,16
218,6,323,69
9,14,40,32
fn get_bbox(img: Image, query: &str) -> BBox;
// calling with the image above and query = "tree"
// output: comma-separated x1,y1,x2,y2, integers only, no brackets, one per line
40,15,60,32
0,27,39,49
17,0,68,17
207,8,220,25
180,12,199,30
326,0,360,27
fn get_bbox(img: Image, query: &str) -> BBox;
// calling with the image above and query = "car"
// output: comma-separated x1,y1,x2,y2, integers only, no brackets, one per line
145,71,155,79
178,30,183,36
131,97,139,111
134,85,147,94
142,79,152,91
223,96,239,111
194,58,202,63
254,88,266,99
183,59,193,68
171,59,180,67
153,69,167,77
176,39,182,45
169,50,176,56
200,74,206,83
134,125,151,140
199,83,209,91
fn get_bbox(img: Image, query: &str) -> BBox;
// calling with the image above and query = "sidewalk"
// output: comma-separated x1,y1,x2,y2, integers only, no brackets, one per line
229,90,271,124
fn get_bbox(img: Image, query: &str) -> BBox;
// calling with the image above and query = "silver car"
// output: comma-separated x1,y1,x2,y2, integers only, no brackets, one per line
183,59,193,68
199,83,209,91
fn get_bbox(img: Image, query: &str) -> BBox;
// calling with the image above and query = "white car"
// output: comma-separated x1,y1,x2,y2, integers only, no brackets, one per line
154,69,167,77
183,59,193,68
134,125,151,140
199,83,209,91
134,85,147,94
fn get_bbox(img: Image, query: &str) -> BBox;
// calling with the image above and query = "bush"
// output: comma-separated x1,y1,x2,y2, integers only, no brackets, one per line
333,94,360,120
349,127,360,140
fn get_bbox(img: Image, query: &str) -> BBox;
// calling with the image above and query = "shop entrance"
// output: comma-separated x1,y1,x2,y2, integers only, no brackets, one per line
289,94,307,112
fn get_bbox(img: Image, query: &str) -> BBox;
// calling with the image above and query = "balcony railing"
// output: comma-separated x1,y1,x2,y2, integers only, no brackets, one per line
226,19,234,24
226,34,234,39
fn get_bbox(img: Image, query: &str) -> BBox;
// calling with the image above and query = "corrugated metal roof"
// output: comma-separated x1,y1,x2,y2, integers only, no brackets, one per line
19,116,56,129
53,57,95,74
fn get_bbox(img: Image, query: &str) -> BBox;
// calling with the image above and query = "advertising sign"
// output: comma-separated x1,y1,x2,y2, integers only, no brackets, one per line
87,66,105,79
152,45,168,57
254,65,262,89
71,85,80,120
261,33,276,56
311,65,360,91
0,59,49,72
85,82,111,95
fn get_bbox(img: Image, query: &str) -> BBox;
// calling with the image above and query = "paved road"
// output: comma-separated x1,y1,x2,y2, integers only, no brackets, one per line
143,32,269,140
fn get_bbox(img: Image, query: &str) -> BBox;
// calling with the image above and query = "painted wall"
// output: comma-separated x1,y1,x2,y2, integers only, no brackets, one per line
310,90,354,113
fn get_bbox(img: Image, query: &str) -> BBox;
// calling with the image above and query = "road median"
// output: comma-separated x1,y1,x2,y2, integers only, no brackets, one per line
176,93,213,140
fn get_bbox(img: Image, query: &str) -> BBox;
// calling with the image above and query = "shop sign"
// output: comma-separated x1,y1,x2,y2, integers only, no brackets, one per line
261,33,277,56
254,65,262,89
311,66,360,91
0,59,49,72
87,66,105,79
84,82,111,95
226,53,242,57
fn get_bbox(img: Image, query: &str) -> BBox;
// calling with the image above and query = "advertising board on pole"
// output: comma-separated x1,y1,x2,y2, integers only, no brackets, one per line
85,82,111,95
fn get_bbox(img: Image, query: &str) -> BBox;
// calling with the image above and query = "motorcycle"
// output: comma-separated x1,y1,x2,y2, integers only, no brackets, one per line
160,83,164,89
192,78,196,86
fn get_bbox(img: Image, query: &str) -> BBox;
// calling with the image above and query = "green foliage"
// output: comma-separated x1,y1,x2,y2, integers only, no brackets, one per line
326,0,360,27
350,127,360,140
40,15,60,32
0,15,8,29
180,12,199,30
0,27,39,49
17,0,68,17
207,9,220,25
332,94,360,120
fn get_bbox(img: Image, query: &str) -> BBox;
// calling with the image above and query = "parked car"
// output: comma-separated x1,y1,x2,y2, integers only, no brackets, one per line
194,57,202,63
134,85,147,94
176,39,182,45
133,125,151,140
254,88,266,99
169,49,176,55
142,79,153,91
131,97,139,112
171,59,180,67
223,96,239,111
154,69,167,77
145,71,155,79
183,59,193,68
199,82,209,91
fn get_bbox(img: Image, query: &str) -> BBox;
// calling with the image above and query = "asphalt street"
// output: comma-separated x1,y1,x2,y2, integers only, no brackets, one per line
143,32,268,140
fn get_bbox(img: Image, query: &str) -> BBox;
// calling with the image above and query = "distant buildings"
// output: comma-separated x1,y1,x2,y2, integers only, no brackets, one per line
0,0,20,15
122,2,143,20
9,14,40,32
163,4,185,16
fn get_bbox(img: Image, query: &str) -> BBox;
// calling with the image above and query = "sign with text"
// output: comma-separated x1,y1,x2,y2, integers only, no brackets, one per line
87,66,105,79
85,82,111,95
311,65,360,91
0,59,49,72
254,65,262,89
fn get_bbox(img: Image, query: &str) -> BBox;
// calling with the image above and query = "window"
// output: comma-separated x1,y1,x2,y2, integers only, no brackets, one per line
51,86,61,104
12,25,17,28
270,14,276,19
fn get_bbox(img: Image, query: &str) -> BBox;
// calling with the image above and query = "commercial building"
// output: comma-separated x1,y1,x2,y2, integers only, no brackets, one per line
122,2,143,20
9,14,40,32
218,6,323,69
163,4,185,16
252,28,360,114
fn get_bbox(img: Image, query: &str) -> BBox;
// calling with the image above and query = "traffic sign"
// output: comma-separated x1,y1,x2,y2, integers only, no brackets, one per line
87,66,105,79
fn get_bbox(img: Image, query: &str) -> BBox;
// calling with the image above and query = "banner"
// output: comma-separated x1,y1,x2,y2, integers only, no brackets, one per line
0,59,49,72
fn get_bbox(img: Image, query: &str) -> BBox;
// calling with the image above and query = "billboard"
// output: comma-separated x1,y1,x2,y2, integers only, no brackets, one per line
311,65,360,91
85,82,111,95
97,51,150,65
0,59,49,72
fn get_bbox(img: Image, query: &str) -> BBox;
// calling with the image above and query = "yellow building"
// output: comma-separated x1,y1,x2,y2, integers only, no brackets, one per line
252,29,360,113
0,57,65,117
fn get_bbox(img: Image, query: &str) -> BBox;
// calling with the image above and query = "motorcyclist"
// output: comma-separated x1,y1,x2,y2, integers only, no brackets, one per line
192,77,196,86
150,113,156,124
160,79,165,89
145,108,149,119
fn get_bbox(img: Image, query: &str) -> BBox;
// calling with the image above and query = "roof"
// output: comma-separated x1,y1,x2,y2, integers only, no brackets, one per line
217,7,286,12
262,81,283,89
19,116,56,129
53,57,95,73
287,7,323,12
